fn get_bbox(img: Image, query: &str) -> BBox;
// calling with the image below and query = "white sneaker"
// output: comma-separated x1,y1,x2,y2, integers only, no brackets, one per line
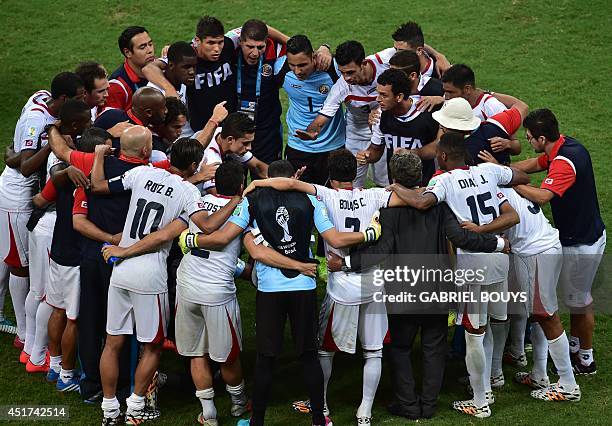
452,399,491,418
531,382,581,402
490,372,505,388
196,412,218,426
514,372,550,389
356,415,371,425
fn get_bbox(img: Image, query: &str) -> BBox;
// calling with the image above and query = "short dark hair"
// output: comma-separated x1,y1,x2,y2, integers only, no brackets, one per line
389,50,420,76
335,41,365,66
523,109,560,141
74,62,107,92
51,72,83,99
268,160,295,178
215,160,244,196
240,19,268,41
328,149,357,182
377,68,411,98
441,64,476,88
118,26,148,55
167,41,196,64
389,151,422,187
77,127,110,153
392,22,425,48
58,99,90,123
164,97,189,125
220,113,255,139
170,137,204,170
286,35,313,56
196,16,224,40
438,131,468,161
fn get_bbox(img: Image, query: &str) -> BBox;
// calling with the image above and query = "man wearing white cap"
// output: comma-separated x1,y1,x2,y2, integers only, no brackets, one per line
432,95,528,165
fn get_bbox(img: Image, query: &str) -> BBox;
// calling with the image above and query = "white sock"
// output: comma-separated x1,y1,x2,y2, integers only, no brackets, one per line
9,274,29,340
357,353,381,418
578,348,594,366
483,325,493,393
510,314,527,356
195,388,217,420
465,331,487,407
126,393,145,413
318,350,334,408
491,321,509,377
530,323,548,381
24,291,40,354
60,368,74,382
226,381,247,406
50,355,62,373
569,336,580,354
29,301,52,365
0,261,8,320
101,396,120,418
549,333,577,387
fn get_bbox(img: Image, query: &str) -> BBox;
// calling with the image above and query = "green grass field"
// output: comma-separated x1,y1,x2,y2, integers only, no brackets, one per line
1,0,611,424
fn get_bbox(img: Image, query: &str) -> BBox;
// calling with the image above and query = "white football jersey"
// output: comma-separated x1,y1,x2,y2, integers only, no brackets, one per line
0,99,57,211
195,127,253,193
315,185,391,304
176,194,241,305
35,152,63,233
425,163,514,284
472,93,507,122
500,188,560,256
319,49,393,143
109,165,204,294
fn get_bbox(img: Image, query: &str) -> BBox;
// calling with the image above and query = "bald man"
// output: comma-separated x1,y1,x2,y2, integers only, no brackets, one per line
94,87,167,160
46,123,154,402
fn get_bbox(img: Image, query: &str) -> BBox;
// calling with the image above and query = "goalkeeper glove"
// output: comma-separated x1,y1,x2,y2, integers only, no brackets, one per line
362,210,381,242
178,229,200,254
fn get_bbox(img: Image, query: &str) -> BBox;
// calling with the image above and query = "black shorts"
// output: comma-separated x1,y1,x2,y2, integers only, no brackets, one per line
255,289,319,357
285,145,344,186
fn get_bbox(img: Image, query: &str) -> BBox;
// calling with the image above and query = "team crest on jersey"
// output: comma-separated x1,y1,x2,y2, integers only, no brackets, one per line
318,84,330,94
275,206,292,242
261,64,273,77
544,178,554,185
232,205,242,216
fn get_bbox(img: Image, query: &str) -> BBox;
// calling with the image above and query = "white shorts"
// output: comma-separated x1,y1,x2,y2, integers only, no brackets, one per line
345,139,389,188
175,296,242,362
0,209,30,268
318,294,388,354
559,230,606,308
28,226,53,300
46,260,80,320
106,286,169,344
457,280,508,329
513,246,562,317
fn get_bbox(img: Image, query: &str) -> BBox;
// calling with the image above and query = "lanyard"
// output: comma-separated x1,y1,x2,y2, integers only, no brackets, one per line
237,53,264,100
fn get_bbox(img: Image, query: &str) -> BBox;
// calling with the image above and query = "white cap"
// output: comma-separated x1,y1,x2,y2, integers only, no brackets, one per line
432,97,481,131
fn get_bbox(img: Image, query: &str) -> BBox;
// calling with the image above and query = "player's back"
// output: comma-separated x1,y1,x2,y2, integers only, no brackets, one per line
177,193,241,306
111,166,201,294
500,188,559,256
427,163,513,284
315,185,390,304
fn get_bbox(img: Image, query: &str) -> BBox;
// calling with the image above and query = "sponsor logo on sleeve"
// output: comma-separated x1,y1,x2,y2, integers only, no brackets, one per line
544,178,554,185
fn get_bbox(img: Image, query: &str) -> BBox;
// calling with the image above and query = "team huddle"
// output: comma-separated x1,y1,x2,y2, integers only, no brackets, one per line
0,15,606,426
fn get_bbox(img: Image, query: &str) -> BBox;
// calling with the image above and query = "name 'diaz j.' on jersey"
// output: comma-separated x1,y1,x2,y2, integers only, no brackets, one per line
424,162,514,284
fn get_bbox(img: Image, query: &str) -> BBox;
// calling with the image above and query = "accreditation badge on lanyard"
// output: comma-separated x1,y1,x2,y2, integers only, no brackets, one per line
237,54,263,124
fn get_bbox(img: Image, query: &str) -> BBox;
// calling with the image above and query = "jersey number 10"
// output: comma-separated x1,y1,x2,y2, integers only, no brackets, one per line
130,198,165,240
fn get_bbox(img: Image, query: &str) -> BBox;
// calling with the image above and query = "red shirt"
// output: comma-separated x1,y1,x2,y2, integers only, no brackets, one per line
536,135,576,197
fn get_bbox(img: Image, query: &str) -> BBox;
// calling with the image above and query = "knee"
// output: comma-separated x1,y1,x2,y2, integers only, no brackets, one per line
363,349,382,360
